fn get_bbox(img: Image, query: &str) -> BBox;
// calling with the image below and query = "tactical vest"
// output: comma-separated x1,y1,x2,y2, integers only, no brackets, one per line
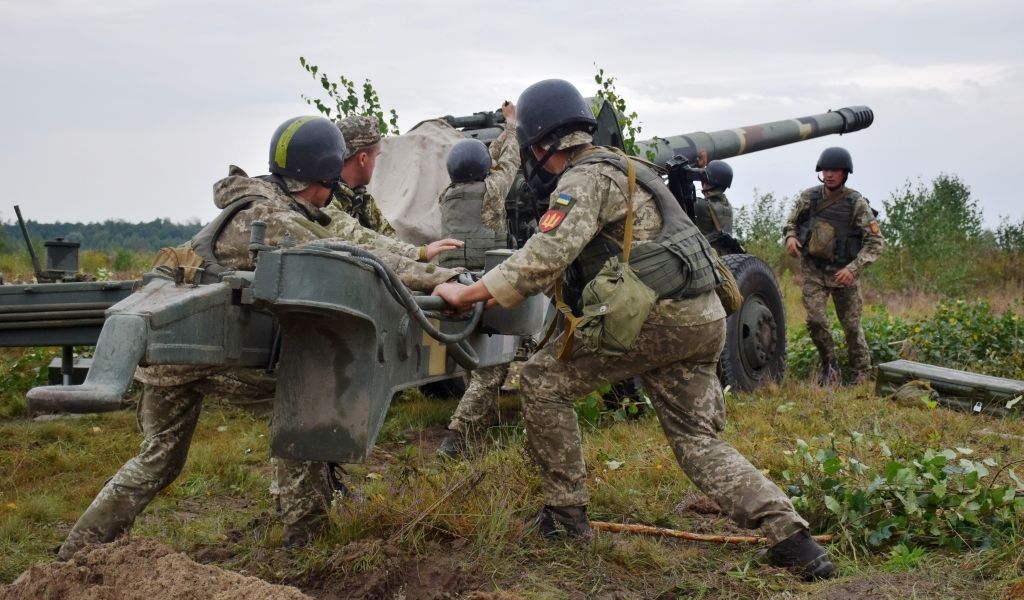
694,192,733,236
190,196,259,283
562,149,719,312
438,181,507,269
798,186,865,268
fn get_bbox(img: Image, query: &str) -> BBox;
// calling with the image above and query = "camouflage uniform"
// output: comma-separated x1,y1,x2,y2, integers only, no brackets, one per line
481,144,809,544
59,168,457,560
446,121,520,436
327,182,397,238
329,115,398,238
783,185,884,380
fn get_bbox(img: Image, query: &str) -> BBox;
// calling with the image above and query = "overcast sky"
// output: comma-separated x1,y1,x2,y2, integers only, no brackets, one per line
2,0,1021,228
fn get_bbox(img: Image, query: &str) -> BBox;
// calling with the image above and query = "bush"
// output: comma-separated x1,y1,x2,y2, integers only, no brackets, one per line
787,300,1024,380
780,434,1024,550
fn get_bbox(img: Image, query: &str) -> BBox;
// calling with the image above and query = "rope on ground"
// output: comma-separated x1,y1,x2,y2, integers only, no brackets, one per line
590,521,834,544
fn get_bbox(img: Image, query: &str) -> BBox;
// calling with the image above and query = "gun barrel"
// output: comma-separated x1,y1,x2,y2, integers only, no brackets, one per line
635,106,874,167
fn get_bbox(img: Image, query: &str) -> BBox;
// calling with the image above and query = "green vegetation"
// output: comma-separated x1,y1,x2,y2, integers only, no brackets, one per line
299,57,401,136
1,219,200,253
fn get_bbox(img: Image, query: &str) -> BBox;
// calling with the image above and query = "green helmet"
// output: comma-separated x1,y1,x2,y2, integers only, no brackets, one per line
268,116,348,183
815,147,853,173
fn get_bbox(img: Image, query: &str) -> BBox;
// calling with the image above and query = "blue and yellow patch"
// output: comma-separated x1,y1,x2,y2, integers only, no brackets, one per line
540,193,576,233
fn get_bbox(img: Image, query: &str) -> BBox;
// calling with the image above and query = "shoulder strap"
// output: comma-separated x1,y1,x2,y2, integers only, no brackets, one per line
190,196,260,278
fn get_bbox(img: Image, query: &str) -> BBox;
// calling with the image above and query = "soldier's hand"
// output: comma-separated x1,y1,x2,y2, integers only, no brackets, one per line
833,268,856,286
424,238,464,261
785,236,802,258
501,101,516,125
432,282,472,313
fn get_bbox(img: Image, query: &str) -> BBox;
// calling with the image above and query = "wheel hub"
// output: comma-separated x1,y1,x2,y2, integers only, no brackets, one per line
739,295,778,373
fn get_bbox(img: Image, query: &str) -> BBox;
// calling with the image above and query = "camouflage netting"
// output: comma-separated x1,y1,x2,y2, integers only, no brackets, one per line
368,119,463,245
1,537,311,600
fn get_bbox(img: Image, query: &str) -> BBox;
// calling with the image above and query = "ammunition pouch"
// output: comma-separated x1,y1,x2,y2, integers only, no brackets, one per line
576,257,657,357
711,251,743,315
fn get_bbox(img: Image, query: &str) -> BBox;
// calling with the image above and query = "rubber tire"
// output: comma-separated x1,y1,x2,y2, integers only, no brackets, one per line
420,376,467,399
719,254,786,392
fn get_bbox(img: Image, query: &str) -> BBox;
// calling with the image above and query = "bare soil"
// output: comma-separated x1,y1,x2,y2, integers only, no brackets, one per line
0,537,311,600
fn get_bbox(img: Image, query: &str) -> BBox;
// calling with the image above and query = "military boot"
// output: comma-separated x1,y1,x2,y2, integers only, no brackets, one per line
766,529,835,581
533,505,593,540
818,359,841,387
281,513,327,549
437,429,468,460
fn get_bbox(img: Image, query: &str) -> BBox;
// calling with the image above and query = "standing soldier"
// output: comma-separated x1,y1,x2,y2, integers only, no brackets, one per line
58,116,461,560
433,79,835,581
694,160,734,237
783,147,884,385
437,101,520,458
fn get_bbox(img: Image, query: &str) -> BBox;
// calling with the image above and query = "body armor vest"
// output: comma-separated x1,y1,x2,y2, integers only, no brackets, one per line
438,181,507,269
694,192,733,236
190,196,258,283
562,149,719,311
798,186,864,268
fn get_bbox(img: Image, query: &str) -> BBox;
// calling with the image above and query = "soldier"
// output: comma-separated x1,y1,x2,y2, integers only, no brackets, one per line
436,101,520,458
328,115,395,236
783,147,884,385
58,116,461,560
433,79,835,581
694,160,734,237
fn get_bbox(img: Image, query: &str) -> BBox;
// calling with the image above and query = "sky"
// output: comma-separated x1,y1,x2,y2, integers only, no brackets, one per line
1,0,1021,228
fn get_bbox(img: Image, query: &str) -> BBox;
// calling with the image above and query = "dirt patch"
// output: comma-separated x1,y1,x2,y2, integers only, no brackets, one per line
302,539,487,600
1,537,311,600
811,572,949,600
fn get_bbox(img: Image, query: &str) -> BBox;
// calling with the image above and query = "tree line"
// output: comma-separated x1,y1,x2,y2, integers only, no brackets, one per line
0,218,202,253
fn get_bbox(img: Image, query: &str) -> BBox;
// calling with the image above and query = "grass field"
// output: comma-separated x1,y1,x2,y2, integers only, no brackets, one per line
1,263,1022,597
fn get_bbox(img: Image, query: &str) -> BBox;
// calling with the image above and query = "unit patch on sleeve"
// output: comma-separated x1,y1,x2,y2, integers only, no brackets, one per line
539,193,576,233
869,221,881,235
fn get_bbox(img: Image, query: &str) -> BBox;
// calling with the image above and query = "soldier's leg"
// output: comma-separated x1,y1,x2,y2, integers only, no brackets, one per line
801,273,835,366
448,364,507,435
270,458,334,547
519,327,684,508
59,384,203,560
833,280,870,380
640,319,808,544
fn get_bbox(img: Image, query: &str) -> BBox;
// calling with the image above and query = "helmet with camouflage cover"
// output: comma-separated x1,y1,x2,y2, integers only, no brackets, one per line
269,116,348,183
705,160,733,190
815,147,853,173
516,79,597,149
446,138,491,183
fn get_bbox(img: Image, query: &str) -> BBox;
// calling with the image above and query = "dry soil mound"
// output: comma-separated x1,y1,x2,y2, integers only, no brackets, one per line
1,537,311,600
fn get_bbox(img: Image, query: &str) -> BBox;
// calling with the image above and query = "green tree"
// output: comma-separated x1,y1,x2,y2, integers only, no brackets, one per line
299,57,400,135
593,65,645,158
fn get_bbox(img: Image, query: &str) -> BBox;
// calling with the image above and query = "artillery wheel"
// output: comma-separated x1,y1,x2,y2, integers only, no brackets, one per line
719,254,786,392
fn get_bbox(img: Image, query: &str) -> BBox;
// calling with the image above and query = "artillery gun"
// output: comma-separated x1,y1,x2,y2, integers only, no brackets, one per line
17,102,873,465
438,102,875,391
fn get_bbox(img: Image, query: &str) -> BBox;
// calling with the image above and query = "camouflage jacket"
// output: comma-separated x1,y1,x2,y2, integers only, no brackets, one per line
212,167,452,288
783,185,884,278
481,147,725,327
325,182,398,238
479,121,521,233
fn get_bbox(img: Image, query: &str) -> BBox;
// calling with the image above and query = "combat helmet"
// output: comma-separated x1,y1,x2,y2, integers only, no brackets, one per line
815,147,853,173
446,139,492,183
516,79,597,149
705,160,733,190
269,116,348,183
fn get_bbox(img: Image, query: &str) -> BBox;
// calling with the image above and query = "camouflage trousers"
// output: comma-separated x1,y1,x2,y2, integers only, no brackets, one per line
519,317,808,545
448,364,509,436
801,263,870,378
58,371,332,560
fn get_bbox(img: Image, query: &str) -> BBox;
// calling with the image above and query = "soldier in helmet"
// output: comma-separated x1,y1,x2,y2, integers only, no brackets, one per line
694,160,734,237
433,79,835,581
784,147,884,385
58,116,462,560
325,115,463,262
436,101,520,458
